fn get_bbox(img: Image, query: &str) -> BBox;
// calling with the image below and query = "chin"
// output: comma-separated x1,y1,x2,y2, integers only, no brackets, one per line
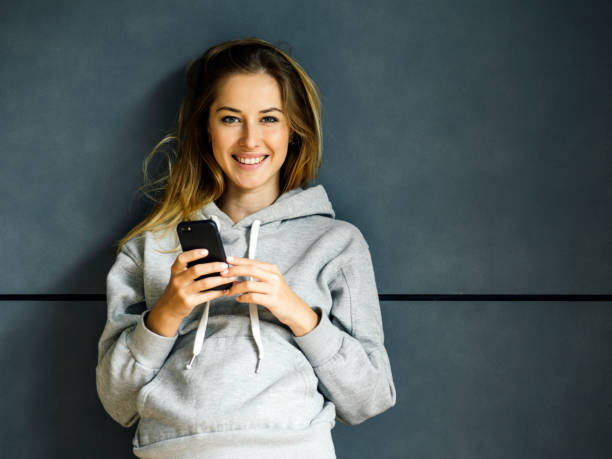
228,174,280,193
228,176,266,189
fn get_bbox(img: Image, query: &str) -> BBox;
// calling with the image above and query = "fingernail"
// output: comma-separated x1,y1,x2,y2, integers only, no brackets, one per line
199,249,208,255
227,256,234,262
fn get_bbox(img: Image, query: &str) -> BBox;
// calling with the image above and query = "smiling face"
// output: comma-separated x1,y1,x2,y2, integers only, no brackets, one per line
208,72,290,198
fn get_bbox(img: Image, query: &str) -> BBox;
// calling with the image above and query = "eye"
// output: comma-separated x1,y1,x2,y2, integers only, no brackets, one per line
261,116,278,123
221,116,240,124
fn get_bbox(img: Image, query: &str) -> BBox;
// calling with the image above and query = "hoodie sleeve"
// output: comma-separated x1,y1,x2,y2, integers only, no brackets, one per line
96,240,178,427
293,226,397,425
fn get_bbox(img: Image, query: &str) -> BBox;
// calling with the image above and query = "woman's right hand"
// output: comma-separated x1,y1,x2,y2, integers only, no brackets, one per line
145,249,235,337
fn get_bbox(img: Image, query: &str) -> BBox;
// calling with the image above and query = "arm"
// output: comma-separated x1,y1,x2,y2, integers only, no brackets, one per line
293,230,397,425
95,242,178,427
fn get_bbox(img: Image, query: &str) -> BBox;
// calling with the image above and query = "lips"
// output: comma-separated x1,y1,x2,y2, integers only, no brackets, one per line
232,154,269,165
232,154,269,166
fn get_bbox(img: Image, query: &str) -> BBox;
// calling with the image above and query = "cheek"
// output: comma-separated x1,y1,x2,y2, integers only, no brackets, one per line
210,140,229,170
270,129,290,151
210,129,234,155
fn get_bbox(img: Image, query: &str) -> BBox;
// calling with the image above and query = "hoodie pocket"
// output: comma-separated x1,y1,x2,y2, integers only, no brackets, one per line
135,332,324,447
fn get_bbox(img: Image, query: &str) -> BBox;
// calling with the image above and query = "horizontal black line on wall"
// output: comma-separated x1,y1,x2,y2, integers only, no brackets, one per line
1,294,611,302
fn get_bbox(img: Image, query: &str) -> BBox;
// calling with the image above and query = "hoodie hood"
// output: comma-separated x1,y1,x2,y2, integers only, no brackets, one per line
192,184,335,229
185,185,335,373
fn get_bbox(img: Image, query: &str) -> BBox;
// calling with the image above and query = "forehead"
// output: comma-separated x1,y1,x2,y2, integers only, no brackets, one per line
212,72,282,107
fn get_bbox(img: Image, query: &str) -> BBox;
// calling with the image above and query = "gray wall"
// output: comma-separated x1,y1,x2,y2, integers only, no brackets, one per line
1,1,610,457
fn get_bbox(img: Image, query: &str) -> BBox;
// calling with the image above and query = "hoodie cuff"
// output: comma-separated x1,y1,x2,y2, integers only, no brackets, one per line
127,310,178,369
293,306,343,368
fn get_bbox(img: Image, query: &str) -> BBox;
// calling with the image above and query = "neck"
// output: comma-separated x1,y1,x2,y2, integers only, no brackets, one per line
216,183,281,224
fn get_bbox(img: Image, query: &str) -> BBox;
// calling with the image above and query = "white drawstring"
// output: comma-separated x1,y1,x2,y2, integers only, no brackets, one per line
186,300,210,370
209,215,221,230
248,219,264,373
186,216,264,373
185,215,221,370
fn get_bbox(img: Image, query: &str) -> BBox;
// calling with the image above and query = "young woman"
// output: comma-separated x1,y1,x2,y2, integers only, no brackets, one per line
96,37,396,459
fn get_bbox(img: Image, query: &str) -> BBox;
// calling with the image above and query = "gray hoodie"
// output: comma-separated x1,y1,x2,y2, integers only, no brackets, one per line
96,184,396,458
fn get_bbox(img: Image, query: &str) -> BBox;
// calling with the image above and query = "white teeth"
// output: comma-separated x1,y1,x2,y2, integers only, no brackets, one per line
235,156,266,165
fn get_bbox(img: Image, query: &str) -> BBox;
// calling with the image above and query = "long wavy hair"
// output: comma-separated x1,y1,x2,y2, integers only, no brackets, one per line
115,37,323,255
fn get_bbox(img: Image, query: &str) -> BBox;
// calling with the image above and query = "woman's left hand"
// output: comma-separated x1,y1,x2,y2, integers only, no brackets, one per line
220,256,320,337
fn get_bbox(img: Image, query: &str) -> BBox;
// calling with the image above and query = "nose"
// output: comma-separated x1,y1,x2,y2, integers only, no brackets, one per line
240,120,261,149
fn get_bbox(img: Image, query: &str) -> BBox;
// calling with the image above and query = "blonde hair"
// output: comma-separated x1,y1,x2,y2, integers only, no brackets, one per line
115,37,323,255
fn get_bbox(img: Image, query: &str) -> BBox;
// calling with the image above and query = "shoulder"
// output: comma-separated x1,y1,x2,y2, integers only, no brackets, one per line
119,224,180,263
118,234,145,264
332,218,368,243
305,215,370,257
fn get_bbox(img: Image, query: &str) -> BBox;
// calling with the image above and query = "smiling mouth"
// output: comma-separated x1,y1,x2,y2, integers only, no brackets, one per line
232,155,268,165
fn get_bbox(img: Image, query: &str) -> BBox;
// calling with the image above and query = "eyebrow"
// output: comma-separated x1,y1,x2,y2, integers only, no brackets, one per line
215,106,283,114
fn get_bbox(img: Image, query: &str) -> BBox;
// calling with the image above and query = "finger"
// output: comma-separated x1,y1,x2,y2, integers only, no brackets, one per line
191,274,236,293
226,256,280,274
173,249,209,275
225,279,271,297
221,264,277,283
171,262,228,290
195,288,226,304
183,261,230,282
235,292,269,306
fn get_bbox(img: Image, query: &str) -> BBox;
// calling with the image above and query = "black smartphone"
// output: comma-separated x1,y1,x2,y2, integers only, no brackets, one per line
176,219,232,291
